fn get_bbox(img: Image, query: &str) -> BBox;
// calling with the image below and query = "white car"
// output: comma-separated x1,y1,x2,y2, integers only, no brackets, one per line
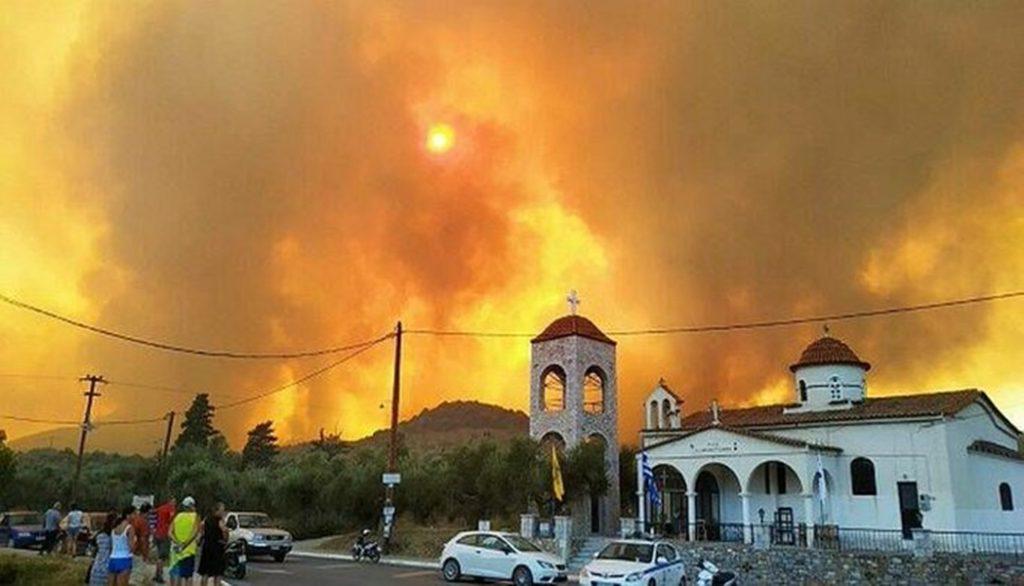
440,531,568,585
225,511,293,562
579,539,685,586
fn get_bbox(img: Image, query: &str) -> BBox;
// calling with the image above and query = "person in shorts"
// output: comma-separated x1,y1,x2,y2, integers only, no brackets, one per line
168,497,199,586
64,503,84,556
152,497,175,584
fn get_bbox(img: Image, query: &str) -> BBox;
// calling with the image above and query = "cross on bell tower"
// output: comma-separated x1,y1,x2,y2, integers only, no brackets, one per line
566,289,580,315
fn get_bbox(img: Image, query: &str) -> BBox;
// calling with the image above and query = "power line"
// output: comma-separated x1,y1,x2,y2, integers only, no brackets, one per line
406,290,1024,338
0,414,79,425
0,292,391,360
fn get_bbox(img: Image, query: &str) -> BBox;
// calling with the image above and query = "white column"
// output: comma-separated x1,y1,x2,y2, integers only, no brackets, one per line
635,452,646,533
740,492,752,544
687,491,697,541
803,492,816,548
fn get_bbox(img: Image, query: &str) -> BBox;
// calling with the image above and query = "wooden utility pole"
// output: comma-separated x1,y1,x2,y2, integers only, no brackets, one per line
157,410,176,491
71,374,106,503
383,321,402,549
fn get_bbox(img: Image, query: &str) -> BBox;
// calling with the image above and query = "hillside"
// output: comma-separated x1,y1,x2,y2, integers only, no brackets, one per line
353,400,530,450
10,400,529,455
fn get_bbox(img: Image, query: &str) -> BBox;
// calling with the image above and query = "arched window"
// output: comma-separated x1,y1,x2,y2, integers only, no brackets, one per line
583,367,605,414
799,380,808,402
539,431,566,455
541,366,566,411
649,400,660,429
1000,483,1014,511
850,457,877,495
662,399,673,429
828,375,843,401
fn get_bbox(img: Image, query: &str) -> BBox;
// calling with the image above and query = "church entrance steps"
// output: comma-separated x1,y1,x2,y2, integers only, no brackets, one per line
566,536,611,572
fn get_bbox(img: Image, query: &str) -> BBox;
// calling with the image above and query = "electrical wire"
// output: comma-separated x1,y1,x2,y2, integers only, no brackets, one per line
406,290,1024,338
0,414,79,425
0,292,391,360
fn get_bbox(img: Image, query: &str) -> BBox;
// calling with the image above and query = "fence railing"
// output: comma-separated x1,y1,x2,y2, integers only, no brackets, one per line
637,522,1024,559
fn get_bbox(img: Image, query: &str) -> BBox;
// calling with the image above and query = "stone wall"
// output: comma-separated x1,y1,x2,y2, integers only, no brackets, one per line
673,541,1024,585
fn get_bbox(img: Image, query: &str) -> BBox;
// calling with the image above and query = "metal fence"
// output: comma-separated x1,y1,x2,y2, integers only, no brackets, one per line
641,522,1024,559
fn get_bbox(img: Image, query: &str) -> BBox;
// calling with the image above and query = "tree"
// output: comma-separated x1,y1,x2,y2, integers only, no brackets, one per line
175,393,218,449
242,421,279,468
0,431,16,507
563,440,609,502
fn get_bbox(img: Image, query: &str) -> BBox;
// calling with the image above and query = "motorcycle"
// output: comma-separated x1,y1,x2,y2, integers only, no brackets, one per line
351,539,381,563
225,539,248,579
695,558,737,586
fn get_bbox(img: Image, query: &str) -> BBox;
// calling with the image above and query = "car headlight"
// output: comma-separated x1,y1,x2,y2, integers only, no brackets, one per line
626,571,643,582
537,560,554,569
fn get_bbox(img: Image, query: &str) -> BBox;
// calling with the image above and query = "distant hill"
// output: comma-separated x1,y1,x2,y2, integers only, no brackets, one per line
10,400,529,455
353,400,530,450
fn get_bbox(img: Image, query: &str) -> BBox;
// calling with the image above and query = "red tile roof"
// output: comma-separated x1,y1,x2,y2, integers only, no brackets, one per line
647,423,842,453
790,336,871,372
968,440,1024,461
678,389,983,430
532,315,616,345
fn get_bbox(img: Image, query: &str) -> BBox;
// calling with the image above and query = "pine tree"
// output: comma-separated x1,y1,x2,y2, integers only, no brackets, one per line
175,393,218,449
242,421,279,468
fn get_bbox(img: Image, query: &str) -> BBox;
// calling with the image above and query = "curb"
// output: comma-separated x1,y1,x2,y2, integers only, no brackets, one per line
291,550,439,570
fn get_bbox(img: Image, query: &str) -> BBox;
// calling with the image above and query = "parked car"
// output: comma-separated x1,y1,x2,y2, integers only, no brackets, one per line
0,511,46,549
225,511,292,562
440,531,567,585
578,539,685,586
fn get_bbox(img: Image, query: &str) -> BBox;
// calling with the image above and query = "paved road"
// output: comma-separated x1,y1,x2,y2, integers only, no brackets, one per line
228,556,446,586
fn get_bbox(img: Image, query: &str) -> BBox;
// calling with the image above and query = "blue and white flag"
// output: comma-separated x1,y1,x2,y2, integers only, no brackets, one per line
641,451,661,509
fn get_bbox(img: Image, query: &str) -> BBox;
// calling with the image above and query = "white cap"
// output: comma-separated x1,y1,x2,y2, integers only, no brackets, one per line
181,496,196,508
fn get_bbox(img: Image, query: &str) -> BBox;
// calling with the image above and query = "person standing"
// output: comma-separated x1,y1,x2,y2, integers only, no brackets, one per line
152,497,176,584
129,504,152,585
88,512,117,586
64,503,85,556
197,502,227,586
168,497,199,586
108,506,136,586
40,501,62,555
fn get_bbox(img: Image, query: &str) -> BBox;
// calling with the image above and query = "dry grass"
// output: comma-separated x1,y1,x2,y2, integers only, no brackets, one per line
0,552,90,585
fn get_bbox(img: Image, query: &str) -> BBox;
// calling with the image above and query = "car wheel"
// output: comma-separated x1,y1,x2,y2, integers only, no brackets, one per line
513,566,534,586
442,558,461,582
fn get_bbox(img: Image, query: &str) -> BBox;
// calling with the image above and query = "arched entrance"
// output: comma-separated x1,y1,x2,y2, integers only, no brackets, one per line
694,463,743,541
651,465,687,536
747,460,805,545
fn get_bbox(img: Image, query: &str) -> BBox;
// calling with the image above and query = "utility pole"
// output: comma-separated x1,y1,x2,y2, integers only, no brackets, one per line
157,411,176,492
383,321,402,550
71,374,106,503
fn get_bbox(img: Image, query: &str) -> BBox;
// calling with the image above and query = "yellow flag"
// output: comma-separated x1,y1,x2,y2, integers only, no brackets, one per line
551,444,565,502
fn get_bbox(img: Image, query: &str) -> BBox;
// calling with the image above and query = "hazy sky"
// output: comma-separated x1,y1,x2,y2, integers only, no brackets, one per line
2,1,1022,449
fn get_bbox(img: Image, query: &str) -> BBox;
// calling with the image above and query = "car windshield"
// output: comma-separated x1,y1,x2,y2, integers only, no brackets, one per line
237,514,272,528
502,535,542,552
597,542,653,563
8,514,41,526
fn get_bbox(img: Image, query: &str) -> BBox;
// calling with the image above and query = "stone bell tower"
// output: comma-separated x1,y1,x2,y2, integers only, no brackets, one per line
529,291,620,535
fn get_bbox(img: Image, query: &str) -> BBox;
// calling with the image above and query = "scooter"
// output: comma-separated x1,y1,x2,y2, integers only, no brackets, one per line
695,558,737,586
352,539,381,563
225,539,248,579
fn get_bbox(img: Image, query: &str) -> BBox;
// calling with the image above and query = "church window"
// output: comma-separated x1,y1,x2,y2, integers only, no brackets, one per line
1000,483,1014,511
799,380,808,402
649,400,660,429
829,375,842,401
583,367,605,414
850,457,877,495
542,366,566,411
662,399,673,428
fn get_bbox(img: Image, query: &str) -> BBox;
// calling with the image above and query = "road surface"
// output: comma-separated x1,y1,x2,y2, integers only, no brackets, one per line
229,556,445,585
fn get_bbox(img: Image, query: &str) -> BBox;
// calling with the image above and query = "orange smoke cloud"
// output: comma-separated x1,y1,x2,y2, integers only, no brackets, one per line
1,1,1022,449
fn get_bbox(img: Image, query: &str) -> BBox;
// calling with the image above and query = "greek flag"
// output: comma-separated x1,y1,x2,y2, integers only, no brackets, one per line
641,451,661,509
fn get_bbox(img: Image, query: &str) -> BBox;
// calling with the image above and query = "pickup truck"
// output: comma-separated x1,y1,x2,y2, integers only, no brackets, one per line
225,511,292,562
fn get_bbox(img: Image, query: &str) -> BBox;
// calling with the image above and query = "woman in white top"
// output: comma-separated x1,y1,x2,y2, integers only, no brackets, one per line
107,506,136,586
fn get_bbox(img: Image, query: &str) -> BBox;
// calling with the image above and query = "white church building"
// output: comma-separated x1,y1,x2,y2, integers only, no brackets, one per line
639,334,1024,544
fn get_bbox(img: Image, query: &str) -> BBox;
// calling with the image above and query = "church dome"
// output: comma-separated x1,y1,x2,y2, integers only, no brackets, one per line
532,315,616,345
789,336,871,372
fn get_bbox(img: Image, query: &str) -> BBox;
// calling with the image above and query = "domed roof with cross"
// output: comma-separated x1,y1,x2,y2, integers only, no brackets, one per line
532,315,616,345
789,335,871,372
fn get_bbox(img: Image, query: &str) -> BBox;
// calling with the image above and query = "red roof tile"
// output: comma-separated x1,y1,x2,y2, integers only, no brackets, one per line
790,336,871,372
678,389,983,429
532,315,616,345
